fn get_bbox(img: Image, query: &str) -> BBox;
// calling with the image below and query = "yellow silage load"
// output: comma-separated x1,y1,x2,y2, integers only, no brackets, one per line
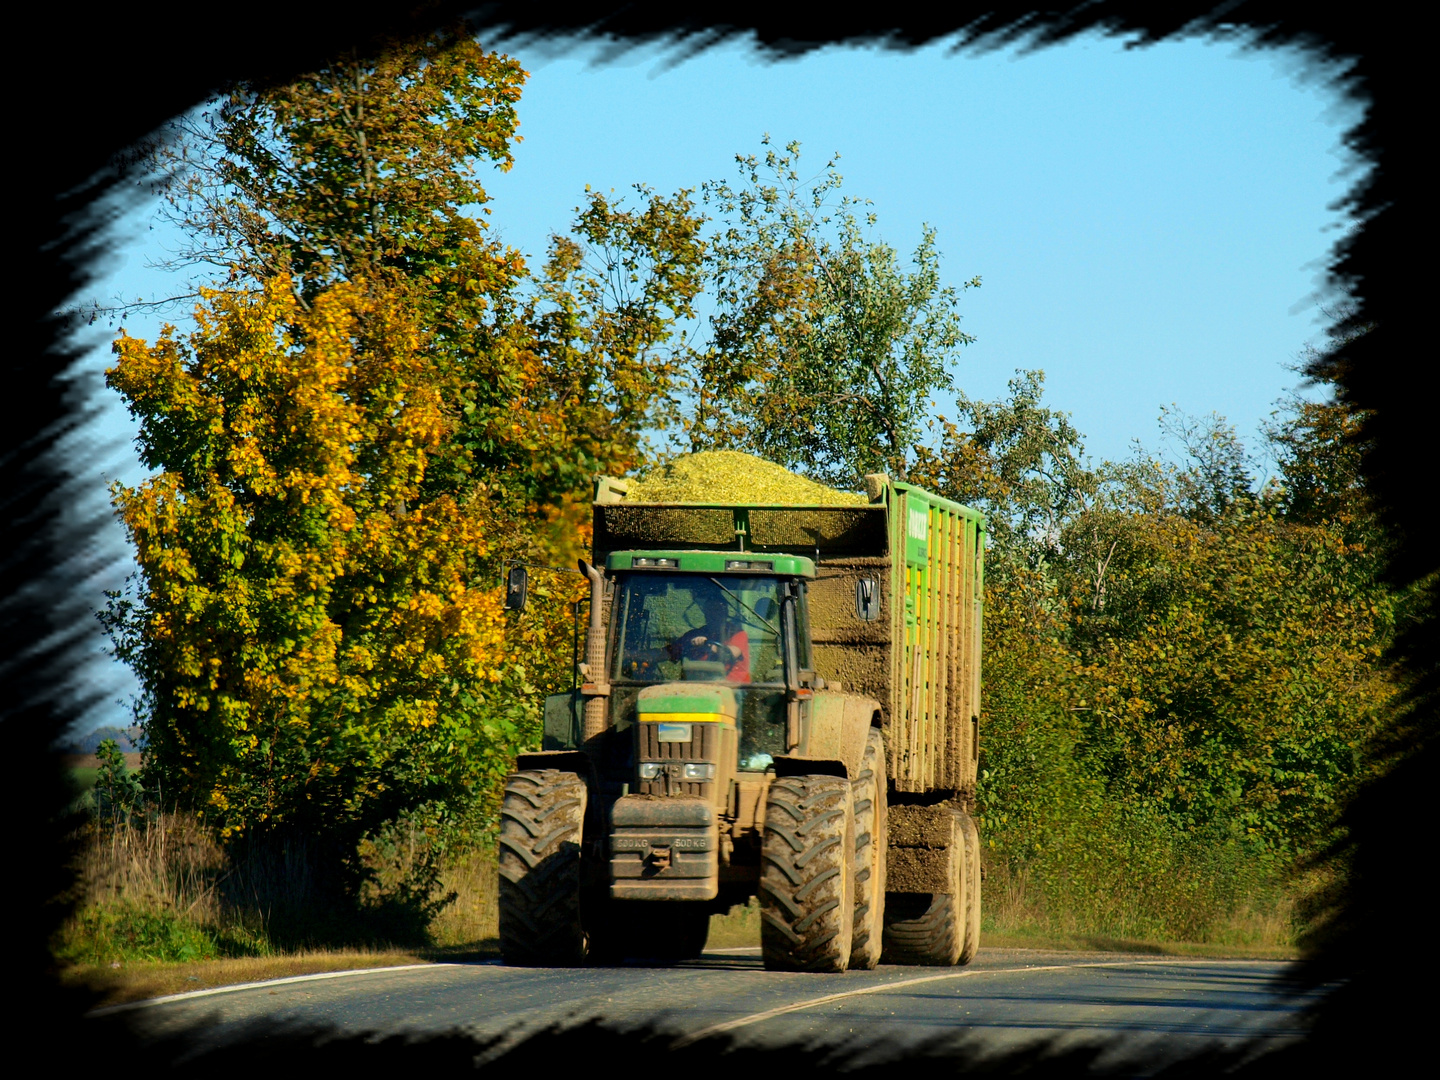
625,451,867,506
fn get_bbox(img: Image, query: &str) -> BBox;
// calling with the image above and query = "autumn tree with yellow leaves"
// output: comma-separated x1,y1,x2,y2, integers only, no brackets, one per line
106,279,518,840
103,27,704,863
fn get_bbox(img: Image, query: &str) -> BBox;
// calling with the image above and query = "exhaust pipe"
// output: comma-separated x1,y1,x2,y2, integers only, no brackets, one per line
579,559,610,743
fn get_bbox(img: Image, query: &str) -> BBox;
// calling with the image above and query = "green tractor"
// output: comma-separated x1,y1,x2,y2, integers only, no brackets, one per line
498,466,985,972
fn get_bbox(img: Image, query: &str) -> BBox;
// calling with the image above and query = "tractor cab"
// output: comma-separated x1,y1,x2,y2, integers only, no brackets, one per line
606,551,816,776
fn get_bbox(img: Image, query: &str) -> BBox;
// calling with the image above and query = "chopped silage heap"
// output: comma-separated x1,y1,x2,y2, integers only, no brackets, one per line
625,451,867,506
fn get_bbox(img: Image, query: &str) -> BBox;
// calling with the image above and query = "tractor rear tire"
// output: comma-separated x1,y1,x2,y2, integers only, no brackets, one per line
848,730,888,970
958,810,982,963
497,769,588,966
759,774,855,972
881,809,968,966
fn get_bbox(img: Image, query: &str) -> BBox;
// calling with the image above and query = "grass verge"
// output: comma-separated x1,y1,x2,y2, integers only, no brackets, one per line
978,930,1298,961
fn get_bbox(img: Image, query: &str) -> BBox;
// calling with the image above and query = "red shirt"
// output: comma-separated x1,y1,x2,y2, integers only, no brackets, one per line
723,629,751,683
676,625,751,682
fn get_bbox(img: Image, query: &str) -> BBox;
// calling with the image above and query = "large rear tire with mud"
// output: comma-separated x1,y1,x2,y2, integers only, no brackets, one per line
497,769,588,966
759,774,855,972
849,730,888,970
881,809,969,966
957,810,982,963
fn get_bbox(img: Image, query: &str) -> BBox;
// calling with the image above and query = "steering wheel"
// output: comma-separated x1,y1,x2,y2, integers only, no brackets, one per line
675,628,722,662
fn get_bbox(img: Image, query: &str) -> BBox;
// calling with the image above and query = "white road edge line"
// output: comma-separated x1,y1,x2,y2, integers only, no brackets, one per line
87,963,462,1017
670,958,1265,1048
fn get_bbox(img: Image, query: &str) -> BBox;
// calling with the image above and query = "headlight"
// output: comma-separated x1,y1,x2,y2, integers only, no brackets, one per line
638,762,662,780
682,762,716,780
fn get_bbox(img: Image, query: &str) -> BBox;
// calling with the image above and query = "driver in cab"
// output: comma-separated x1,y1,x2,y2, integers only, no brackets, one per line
668,592,751,683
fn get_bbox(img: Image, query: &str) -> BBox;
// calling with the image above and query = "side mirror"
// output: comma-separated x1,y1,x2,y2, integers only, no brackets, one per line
856,577,881,621
504,565,528,611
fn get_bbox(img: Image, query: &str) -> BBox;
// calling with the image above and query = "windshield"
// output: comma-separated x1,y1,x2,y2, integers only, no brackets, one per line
611,573,789,684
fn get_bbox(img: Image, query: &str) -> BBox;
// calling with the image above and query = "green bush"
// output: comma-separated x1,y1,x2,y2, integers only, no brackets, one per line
56,905,270,966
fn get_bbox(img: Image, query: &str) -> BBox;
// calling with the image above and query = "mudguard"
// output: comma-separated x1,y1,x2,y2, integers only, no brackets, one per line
802,691,882,779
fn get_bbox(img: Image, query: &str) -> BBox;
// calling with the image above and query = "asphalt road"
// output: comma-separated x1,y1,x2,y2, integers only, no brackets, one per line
112,948,1319,1067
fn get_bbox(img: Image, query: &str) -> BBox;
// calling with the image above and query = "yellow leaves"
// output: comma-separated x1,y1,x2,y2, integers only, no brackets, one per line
107,270,552,836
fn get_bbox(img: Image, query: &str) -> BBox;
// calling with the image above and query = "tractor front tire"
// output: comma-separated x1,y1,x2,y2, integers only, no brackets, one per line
759,774,855,973
497,769,588,966
848,730,888,970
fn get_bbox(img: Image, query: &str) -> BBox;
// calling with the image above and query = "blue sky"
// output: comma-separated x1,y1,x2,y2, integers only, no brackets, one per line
59,27,1364,736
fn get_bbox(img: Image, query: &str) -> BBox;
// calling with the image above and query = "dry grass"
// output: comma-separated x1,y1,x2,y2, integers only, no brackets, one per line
708,898,762,948
70,811,232,926
58,813,506,1006
61,808,1300,1005
429,848,499,947
979,854,1304,958
978,931,1299,960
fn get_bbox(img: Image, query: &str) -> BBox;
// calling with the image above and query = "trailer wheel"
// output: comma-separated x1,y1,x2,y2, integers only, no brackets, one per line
881,810,968,966
497,769,588,966
759,774,855,972
958,811,982,963
848,729,888,970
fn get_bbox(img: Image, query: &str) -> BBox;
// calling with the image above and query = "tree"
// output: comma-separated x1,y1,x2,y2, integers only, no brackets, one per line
155,24,525,314
151,26,703,512
102,31,707,860
955,370,1401,939
689,137,978,487
104,278,522,844
1051,411,1398,849
911,369,1096,568
1156,406,1257,522
524,184,707,485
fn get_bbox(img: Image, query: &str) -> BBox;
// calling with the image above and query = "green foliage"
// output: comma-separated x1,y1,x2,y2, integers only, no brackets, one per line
104,280,528,846
1065,502,1393,847
690,137,978,487
965,367,1400,941
104,31,706,870
56,905,269,966
159,23,525,308
102,43,1400,950
912,369,1096,568
526,183,707,481
93,739,144,823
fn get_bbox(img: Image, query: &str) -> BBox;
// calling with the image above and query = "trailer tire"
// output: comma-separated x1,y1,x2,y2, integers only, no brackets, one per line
881,810,967,966
497,769,588,966
759,774,855,973
848,729,888,970
958,810,982,963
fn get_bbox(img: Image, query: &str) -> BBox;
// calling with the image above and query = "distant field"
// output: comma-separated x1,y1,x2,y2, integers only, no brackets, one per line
64,753,143,771
65,753,143,793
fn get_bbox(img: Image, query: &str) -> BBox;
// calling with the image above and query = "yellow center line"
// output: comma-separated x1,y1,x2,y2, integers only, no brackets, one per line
670,958,1262,1047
